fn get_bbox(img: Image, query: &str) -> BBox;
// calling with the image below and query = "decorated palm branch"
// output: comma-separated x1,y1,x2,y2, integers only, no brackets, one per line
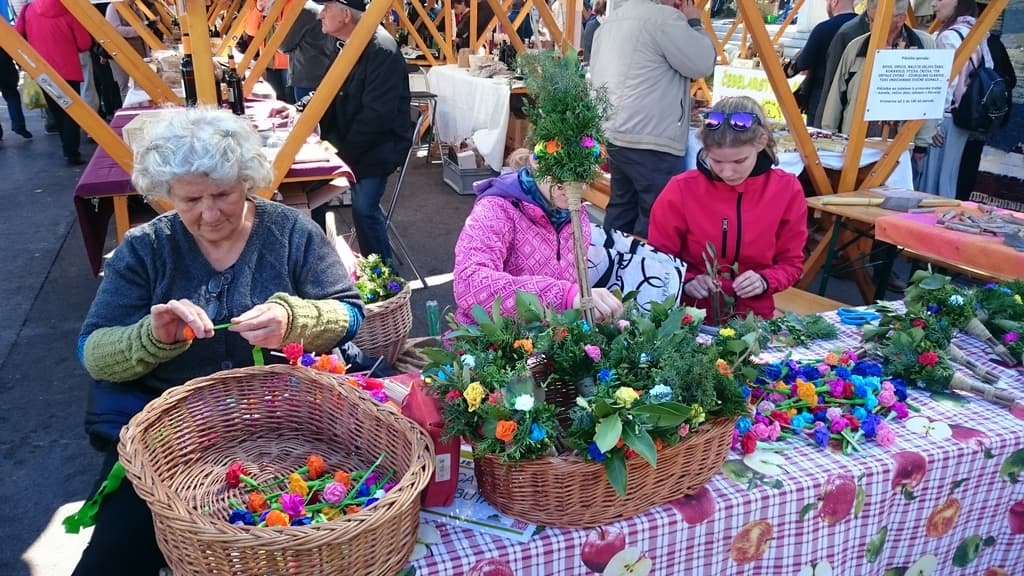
904,269,1017,365
520,49,611,324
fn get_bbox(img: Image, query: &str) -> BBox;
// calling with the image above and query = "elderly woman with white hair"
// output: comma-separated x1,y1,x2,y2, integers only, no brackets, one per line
71,107,363,575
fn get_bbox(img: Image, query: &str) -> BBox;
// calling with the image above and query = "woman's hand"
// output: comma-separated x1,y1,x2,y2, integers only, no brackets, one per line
229,303,289,349
268,103,297,120
932,126,945,148
733,270,768,299
573,288,623,321
683,275,718,300
150,299,214,344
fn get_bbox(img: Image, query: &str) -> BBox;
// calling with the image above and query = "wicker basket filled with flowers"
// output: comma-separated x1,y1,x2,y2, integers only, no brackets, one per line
353,254,412,364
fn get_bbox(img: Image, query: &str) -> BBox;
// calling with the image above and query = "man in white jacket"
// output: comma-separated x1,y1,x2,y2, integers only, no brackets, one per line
589,0,715,238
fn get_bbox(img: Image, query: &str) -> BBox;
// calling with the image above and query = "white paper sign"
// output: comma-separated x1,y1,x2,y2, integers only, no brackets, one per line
712,66,805,122
864,49,954,121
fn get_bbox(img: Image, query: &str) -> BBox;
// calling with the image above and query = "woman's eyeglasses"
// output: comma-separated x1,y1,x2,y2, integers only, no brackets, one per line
703,111,761,132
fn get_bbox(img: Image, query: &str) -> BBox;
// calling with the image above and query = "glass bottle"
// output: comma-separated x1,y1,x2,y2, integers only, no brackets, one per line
180,34,198,107
225,54,245,115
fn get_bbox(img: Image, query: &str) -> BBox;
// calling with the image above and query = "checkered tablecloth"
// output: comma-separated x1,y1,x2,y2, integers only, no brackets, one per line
408,312,1024,575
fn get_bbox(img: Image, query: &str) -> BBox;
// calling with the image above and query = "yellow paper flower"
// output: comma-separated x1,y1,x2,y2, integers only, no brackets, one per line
463,382,486,412
1015,294,1022,304
718,327,736,338
690,404,706,426
796,380,819,408
613,386,639,408
288,473,309,497
534,142,545,155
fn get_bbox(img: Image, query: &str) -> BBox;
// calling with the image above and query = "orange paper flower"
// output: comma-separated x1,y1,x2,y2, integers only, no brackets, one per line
306,455,327,480
513,339,534,354
545,140,560,153
334,471,352,488
654,438,664,451
346,505,362,515
495,420,518,443
313,355,336,372
716,359,732,377
182,326,195,341
824,352,840,366
246,492,268,513
265,510,289,527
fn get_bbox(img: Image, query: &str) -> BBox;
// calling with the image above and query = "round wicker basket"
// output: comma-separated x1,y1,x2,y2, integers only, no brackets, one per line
118,365,434,576
354,283,414,364
473,416,736,528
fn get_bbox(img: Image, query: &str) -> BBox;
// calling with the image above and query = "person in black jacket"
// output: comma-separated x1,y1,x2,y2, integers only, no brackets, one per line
280,0,339,103
306,0,412,261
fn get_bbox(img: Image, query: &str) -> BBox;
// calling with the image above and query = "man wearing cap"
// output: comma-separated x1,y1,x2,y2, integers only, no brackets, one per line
302,0,412,262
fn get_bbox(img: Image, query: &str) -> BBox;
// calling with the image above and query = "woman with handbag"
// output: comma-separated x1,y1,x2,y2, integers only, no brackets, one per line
0,49,33,140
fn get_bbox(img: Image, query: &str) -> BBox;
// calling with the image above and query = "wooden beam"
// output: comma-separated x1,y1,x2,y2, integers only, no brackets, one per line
483,0,527,54
469,0,478,50
563,0,577,54
474,0,513,52
183,2,218,105
394,1,437,65
406,0,455,62
208,0,227,27
114,1,165,52
737,0,833,195
771,0,802,44
239,0,286,69
134,0,172,39
219,0,242,37
218,0,254,55
61,0,181,104
533,0,563,48
837,0,894,192
701,8,730,65
242,0,305,96
445,3,454,62
268,0,394,192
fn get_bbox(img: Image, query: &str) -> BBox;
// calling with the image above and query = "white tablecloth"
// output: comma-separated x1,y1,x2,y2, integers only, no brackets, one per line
427,65,512,171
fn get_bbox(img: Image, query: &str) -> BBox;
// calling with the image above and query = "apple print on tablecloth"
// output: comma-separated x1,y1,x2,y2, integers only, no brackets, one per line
603,548,652,576
580,526,626,573
799,473,864,524
865,525,888,563
797,560,833,576
984,568,1010,576
408,522,442,561
924,478,967,538
1010,402,1024,421
466,557,514,576
882,552,938,576
891,451,929,501
998,447,1024,484
668,485,716,525
952,534,996,568
949,425,997,459
1009,500,1024,534
721,459,784,490
729,519,773,565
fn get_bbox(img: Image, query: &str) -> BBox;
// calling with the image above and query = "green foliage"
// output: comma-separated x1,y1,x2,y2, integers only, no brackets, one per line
519,50,610,184
877,326,956,393
354,254,406,305
763,312,840,346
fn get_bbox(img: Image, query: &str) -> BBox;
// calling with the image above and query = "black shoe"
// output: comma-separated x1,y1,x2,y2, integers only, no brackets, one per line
45,125,58,135
66,155,86,166
14,129,33,139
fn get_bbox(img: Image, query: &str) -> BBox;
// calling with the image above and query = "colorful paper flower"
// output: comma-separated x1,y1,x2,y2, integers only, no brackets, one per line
545,140,560,153
460,354,476,368
463,382,486,412
613,386,639,407
1005,331,1020,344
917,351,939,367
334,471,352,487
322,482,348,505
288,473,309,498
247,492,268,513
495,420,518,442
587,442,607,462
445,389,462,402
584,344,602,362
228,509,256,526
280,493,305,517
529,423,547,442
716,358,732,376
225,462,248,488
598,368,614,384
719,327,737,338
306,455,327,480
648,384,673,402
265,510,289,527
513,394,535,412
513,339,534,354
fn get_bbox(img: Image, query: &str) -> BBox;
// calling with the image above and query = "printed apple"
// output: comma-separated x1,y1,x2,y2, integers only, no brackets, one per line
669,486,716,525
1010,402,1024,422
603,548,652,576
925,478,966,538
949,425,990,448
952,534,996,568
466,558,514,576
999,448,1024,484
818,474,857,524
580,526,627,573
891,451,929,500
984,568,1009,576
797,560,834,576
865,525,888,563
729,519,773,564
905,553,938,575
1008,500,1024,534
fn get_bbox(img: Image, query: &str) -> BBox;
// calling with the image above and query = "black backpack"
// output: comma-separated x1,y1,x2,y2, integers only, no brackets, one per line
950,28,1012,133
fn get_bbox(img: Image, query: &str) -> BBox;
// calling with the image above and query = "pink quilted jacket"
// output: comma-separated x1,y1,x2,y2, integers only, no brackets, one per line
453,195,591,324
16,0,92,82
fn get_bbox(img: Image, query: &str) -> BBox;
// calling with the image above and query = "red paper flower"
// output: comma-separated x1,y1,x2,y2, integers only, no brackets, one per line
770,410,791,426
844,414,861,432
740,431,758,454
911,318,927,329
282,342,304,363
306,455,327,480
226,462,248,488
918,351,940,367
842,381,856,399
445,389,462,402
682,313,693,325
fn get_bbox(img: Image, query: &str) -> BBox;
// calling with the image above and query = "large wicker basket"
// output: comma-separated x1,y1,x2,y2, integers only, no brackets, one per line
354,283,414,364
118,365,434,576
474,416,736,528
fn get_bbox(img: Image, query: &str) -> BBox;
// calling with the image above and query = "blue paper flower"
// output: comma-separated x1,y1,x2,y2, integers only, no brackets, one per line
852,361,883,378
228,509,256,526
580,321,591,333
800,366,821,381
388,281,401,293
852,407,868,422
587,442,607,462
300,353,317,367
741,386,751,399
834,366,851,379
357,484,371,498
736,416,752,434
759,363,783,384
529,422,547,442
861,413,881,438
290,516,312,526
648,384,672,402
863,392,878,411
813,426,831,448
891,379,908,402
927,303,941,314
598,368,613,384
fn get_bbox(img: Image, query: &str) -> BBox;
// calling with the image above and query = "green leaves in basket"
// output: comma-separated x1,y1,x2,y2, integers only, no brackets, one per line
632,401,693,429
604,450,628,497
621,422,657,469
515,290,545,325
594,415,622,454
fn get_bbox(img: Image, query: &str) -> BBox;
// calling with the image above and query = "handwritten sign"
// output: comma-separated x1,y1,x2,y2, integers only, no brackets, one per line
864,49,953,121
712,66,804,122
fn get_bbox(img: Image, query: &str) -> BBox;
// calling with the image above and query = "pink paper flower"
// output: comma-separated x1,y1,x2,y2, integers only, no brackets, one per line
881,380,895,393
877,389,897,408
679,423,691,437
875,421,896,447
1005,331,1020,344
751,422,770,440
891,401,909,419
580,135,596,148
767,421,782,441
826,407,844,422
584,345,602,362
323,482,348,505
829,418,849,434
280,493,305,517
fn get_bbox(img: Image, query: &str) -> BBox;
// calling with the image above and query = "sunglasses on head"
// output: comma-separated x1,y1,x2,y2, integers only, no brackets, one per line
703,111,761,131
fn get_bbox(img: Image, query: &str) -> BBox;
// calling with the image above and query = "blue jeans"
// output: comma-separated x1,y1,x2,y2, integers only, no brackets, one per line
293,86,314,103
605,143,687,238
352,175,391,261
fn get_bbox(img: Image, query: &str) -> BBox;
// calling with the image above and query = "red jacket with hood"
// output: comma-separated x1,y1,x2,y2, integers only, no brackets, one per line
648,150,807,320
16,0,92,82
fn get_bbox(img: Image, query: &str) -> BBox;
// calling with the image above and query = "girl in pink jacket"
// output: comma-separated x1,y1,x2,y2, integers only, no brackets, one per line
648,97,808,321
453,152,622,323
16,0,92,164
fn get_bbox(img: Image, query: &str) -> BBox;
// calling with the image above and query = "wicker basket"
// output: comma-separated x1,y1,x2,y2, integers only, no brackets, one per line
473,416,736,528
118,365,434,576
354,283,414,364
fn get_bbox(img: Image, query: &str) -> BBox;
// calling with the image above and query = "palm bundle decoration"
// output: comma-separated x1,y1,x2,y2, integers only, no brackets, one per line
520,49,611,324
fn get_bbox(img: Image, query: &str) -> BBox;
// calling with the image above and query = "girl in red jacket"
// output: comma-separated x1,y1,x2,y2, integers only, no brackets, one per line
648,96,807,321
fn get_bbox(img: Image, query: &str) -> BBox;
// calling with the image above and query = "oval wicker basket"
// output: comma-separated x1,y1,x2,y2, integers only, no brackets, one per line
354,283,414,364
118,365,434,576
473,416,736,528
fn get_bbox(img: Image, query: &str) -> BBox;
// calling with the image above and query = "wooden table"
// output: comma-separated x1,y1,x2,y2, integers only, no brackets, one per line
74,101,354,275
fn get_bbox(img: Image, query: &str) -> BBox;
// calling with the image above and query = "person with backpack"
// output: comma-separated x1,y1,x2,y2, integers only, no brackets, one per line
920,0,1008,198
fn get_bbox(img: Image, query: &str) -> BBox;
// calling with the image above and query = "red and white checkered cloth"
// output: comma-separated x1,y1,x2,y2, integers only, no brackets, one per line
408,312,1024,575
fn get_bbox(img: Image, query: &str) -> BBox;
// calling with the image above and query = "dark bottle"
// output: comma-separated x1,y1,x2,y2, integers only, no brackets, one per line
180,34,198,107
225,54,245,115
